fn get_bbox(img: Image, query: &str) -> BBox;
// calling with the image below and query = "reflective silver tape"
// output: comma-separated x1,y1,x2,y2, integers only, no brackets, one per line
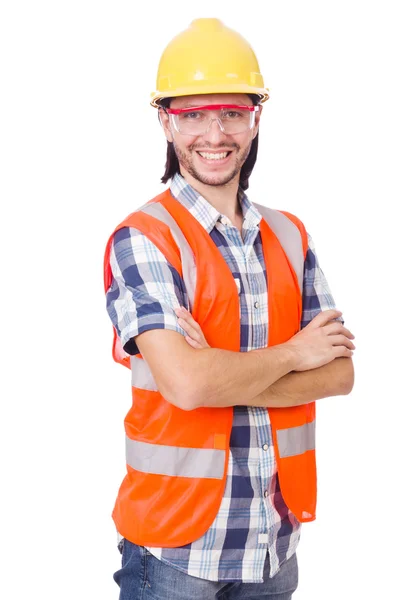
126,437,225,479
253,204,304,293
276,421,315,458
130,355,158,391
140,203,197,310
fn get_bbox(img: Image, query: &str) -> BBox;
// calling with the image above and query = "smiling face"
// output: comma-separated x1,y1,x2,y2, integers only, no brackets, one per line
159,93,262,188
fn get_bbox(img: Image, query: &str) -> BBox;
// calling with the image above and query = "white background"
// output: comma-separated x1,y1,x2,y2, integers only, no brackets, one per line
1,1,396,598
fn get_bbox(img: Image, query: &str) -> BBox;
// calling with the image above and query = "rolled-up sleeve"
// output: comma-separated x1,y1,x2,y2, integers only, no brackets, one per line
301,234,344,328
106,226,189,355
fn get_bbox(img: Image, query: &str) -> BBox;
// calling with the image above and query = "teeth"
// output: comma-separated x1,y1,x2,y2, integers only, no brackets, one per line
198,151,229,160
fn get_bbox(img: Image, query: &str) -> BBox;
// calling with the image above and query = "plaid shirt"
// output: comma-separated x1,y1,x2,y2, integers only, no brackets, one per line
106,173,339,582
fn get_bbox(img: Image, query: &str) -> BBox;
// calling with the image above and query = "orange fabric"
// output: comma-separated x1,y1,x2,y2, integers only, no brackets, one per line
214,434,227,450
103,189,317,547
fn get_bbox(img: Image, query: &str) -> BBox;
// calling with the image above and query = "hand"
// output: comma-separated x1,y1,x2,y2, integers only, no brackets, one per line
174,306,211,349
284,309,355,371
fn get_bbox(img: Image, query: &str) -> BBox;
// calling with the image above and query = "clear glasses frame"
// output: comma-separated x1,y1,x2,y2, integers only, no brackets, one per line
164,104,259,135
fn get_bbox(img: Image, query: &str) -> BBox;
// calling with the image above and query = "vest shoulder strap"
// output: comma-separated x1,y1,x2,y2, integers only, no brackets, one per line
252,203,308,293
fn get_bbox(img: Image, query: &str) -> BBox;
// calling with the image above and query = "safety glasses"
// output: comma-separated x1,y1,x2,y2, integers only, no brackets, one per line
164,104,259,135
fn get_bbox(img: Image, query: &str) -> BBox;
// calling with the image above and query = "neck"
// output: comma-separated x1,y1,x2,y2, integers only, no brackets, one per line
179,168,243,221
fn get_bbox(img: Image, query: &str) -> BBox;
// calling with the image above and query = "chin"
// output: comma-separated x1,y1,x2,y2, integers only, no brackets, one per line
191,165,238,187
206,175,235,186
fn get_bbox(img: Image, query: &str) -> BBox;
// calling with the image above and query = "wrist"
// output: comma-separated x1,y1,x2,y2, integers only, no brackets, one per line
277,343,300,373
256,343,299,378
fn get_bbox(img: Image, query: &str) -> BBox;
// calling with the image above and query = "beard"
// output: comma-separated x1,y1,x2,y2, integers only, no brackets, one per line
173,140,252,187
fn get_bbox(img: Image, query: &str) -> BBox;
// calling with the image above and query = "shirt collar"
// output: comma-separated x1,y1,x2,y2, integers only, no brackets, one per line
170,173,262,234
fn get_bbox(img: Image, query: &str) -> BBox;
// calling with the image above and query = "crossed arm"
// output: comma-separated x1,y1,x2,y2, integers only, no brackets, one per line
111,226,355,411
135,309,355,411
246,357,354,408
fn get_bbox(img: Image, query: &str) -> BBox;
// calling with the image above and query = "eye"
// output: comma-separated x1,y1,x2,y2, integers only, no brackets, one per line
224,111,243,119
181,111,203,120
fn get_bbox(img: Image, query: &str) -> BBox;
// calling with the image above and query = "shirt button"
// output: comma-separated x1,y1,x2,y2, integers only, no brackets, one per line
254,301,259,309
262,444,269,451
264,490,269,498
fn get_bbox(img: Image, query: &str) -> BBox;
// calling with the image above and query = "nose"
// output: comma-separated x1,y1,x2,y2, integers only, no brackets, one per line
201,118,228,144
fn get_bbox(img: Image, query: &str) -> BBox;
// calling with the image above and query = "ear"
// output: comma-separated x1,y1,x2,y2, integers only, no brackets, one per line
158,108,173,143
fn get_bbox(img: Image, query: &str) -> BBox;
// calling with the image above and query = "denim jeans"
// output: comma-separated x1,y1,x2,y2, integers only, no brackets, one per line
114,539,298,599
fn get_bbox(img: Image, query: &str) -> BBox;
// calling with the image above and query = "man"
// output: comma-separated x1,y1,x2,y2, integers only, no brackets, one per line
104,18,355,599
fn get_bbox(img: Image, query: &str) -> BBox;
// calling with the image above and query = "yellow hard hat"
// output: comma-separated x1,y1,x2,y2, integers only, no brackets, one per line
150,18,269,107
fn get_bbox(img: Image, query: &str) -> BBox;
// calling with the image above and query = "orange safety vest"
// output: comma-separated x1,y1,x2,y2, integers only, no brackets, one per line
103,189,315,548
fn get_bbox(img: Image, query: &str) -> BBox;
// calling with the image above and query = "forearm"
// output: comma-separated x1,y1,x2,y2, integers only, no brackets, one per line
188,345,299,410
239,357,355,408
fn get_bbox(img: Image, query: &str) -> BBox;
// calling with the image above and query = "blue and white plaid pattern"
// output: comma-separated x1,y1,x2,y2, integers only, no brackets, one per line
106,173,339,582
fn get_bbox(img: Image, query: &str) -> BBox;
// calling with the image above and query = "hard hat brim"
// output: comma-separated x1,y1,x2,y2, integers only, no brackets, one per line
150,85,270,108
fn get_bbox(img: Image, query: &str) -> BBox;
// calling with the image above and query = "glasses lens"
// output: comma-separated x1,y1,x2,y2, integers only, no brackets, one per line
174,108,255,135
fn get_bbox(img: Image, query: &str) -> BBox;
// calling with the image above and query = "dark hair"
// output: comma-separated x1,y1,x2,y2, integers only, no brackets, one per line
159,95,260,191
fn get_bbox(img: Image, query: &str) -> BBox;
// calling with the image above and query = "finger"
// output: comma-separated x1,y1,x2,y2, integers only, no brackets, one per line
181,308,202,332
333,346,354,359
323,323,355,339
177,318,202,342
308,309,343,328
186,335,203,349
329,335,356,350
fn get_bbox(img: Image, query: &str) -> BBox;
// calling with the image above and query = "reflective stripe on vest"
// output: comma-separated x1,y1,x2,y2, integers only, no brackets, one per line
126,202,315,478
140,203,197,308
253,203,304,293
277,421,315,458
125,437,225,479
130,355,158,390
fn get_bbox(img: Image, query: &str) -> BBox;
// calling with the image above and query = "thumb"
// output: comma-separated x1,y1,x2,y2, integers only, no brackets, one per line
307,309,343,328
